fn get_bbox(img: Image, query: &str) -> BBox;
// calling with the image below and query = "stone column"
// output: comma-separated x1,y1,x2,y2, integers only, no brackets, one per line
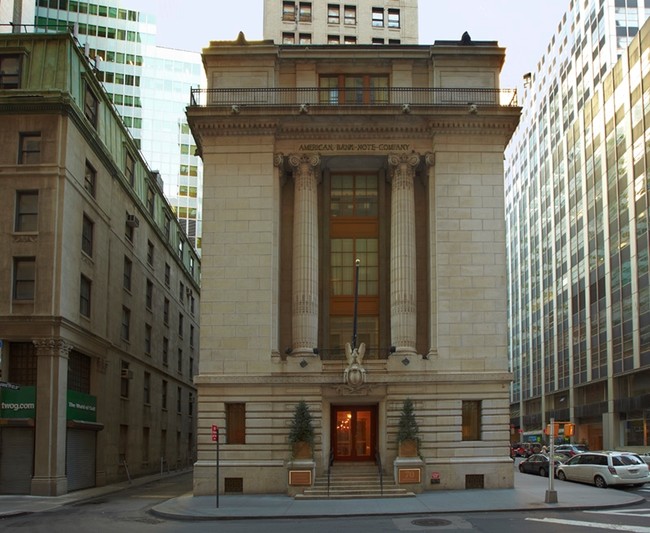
425,152,438,358
388,153,420,356
289,153,320,357
31,338,72,496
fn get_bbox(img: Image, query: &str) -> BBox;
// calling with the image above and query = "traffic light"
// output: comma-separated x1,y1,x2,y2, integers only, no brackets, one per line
564,423,575,437
544,423,559,436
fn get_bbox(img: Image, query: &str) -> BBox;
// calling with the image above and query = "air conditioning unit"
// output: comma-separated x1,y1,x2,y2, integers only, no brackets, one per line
121,369,134,379
126,214,139,228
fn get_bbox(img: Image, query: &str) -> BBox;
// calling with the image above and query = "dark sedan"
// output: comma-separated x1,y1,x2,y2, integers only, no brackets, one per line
518,453,565,477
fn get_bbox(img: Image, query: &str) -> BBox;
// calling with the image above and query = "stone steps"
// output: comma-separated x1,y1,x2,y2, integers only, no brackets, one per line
295,464,415,500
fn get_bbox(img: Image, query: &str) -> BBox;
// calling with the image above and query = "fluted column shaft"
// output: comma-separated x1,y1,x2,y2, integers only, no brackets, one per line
388,153,419,355
289,154,320,356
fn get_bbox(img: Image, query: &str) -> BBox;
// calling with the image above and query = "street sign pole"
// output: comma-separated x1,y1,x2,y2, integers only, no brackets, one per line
211,424,219,508
545,416,558,503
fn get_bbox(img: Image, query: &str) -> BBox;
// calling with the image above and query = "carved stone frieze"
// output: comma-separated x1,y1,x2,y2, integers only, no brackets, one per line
12,234,38,243
33,338,73,358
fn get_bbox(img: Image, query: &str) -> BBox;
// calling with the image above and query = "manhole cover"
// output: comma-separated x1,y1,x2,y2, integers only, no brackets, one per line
411,518,453,527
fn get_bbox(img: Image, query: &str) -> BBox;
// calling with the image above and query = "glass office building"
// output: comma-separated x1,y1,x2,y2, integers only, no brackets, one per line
505,0,650,450
34,0,205,250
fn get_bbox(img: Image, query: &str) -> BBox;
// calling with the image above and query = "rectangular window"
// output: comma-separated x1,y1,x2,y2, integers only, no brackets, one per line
179,281,185,303
282,1,295,21
80,274,91,317
178,313,184,337
147,240,154,266
190,325,195,349
328,35,340,44
144,371,151,404
145,323,152,355
177,386,182,413
0,54,21,88
84,161,96,197
164,263,171,287
125,218,134,242
177,348,183,374
84,84,99,127
462,400,482,441
327,4,340,24
387,8,400,28
299,33,312,44
299,2,312,22
146,279,153,309
372,8,384,27
120,361,130,398
162,337,169,366
162,380,168,410
19,133,41,164
15,190,38,232
146,185,155,215
344,5,356,25
189,257,195,275
13,257,35,300
189,392,194,416
282,32,295,44
82,214,94,257
226,403,246,444
178,237,184,259
123,256,132,290
125,151,135,186
121,306,131,341
164,214,171,239
164,298,170,325
68,351,91,393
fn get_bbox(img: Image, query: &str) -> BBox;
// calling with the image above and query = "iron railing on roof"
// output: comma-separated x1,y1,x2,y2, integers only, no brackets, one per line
189,87,517,107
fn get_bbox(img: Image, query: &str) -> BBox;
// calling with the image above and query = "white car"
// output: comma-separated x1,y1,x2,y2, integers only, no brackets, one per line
556,451,650,488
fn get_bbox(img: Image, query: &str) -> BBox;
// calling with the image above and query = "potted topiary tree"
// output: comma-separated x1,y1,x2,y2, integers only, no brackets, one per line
397,398,420,457
289,400,315,459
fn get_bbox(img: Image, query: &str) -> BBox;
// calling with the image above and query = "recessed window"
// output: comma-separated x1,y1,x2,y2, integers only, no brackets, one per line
84,84,99,127
164,298,170,325
177,348,183,374
164,262,171,287
145,324,152,355
121,306,131,341
282,1,295,21
344,35,357,44
164,214,171,239
179,281,185,303
387,8,400,29
125,151,135,186
146,185,155,215
120,361,130,398
177,386,182,413
13,257,35,300
328,35,340,44
298,2,311,22
344,5,356,25
147,240,154,266
19,133,41,164
84,161,97,197
299,33,312,44
163,337,169,366
282,32,295,44
462,400,482,441
123,256,132,290
372,8,384,27
146,279,153,309
162,380,168,410
327,4,340,24
80,274,91,317
178,236,184,259
82,214,94,257
178,313,184,338
15,190,38,232
0,55,21,88
144,371,151,404
226,403,246,444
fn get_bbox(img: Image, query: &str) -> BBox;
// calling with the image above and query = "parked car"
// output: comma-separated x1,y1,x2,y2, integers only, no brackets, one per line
556,451,650,488
518,453,566,477
554,444,589,456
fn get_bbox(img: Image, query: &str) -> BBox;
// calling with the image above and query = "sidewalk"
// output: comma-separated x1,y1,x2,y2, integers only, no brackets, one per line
0,467,645,521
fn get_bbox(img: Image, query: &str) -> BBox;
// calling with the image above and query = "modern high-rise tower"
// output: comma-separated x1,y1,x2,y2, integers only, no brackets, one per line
505,0,650,450
33,0,205,250
263,0,419,44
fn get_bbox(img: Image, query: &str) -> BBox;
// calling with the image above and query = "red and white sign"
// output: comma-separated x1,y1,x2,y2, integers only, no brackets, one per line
211,424,219,442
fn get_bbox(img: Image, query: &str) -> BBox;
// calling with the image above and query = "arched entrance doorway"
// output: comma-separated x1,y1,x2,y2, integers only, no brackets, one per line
331,405,377,461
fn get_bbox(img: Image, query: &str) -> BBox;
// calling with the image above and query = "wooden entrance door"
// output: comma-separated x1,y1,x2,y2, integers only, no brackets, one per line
331,405,377,461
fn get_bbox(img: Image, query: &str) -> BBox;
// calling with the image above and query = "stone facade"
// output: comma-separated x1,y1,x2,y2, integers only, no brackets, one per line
188,35,519,494
0,32,200,495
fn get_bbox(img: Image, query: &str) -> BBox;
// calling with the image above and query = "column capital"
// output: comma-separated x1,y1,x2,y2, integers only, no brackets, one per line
424,152,435,167
273,153,285,167
288,153,320,170
387,152,420,172
33,338,73,358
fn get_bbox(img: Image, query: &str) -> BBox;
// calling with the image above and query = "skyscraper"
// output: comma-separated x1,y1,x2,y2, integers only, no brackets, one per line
263,0,419,44
505,0,650,450
34,0,205,250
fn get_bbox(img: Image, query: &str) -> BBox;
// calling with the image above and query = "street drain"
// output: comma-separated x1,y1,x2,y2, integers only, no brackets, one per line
411,518,453,527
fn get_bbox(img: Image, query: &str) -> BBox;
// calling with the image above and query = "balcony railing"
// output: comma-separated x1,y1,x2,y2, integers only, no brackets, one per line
189,87,517,108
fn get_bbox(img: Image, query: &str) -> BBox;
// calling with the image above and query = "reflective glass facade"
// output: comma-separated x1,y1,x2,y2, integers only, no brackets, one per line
34,0,205,250
505,0,650,450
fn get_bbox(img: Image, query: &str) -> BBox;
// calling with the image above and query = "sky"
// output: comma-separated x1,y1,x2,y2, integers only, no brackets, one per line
136,0,570,92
